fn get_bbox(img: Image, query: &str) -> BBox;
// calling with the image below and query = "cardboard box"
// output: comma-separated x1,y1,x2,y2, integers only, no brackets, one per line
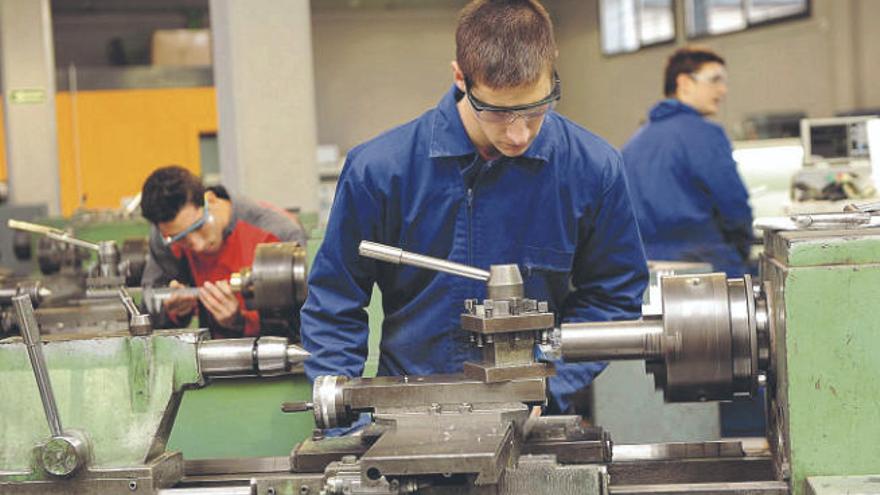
151,29,211,66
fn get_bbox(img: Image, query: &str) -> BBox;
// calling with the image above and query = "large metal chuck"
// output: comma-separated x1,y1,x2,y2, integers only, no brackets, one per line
231,242,308,312
545,273,771,402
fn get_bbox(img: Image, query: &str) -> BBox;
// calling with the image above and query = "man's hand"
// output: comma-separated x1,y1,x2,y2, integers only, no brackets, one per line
199,280,241,329
164,280,197,319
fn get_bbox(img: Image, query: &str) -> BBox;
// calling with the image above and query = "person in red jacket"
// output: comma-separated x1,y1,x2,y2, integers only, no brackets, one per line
140,165,306,338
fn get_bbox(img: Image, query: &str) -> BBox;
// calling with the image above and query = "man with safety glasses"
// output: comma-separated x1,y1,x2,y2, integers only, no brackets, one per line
621,47,754,278
302,0,648,416
622,48,761,437
140,165,307,338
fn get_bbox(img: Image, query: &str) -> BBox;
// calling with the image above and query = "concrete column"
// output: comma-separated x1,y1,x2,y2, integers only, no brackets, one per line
0,0,61,215
825,0,858,113
209,0,319,213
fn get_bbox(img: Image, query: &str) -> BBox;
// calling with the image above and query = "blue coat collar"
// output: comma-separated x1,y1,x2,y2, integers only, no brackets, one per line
649,98,702,122
429,85,555,163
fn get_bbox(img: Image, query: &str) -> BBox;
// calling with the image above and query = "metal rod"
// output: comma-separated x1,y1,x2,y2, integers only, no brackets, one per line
8,219,100,251
117,286,142,318
13,294,63,437
560,317,665,361
8,218,64,237
359,241,490,281
791,212,872,228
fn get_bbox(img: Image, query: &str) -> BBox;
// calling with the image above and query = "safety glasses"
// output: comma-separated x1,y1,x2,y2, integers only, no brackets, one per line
162,198,213,246
689,70,728,86
464,71,561,125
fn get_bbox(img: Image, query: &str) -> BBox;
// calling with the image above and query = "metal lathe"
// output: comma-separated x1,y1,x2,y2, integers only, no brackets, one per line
1,219,879,494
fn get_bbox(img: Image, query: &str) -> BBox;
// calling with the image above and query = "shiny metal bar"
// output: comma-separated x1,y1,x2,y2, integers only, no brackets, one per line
117,286,141,317
8,219,100,251
147,286,201,298
13,294,63,437
198,337,310,377
791,211,872,228
359,241,490,281
560,317,665,361
141,284,241,306
8,218,64,237
184,456,290,475
139,286,200,313
198,338,258,376
612,441,745,461
0,284,51,306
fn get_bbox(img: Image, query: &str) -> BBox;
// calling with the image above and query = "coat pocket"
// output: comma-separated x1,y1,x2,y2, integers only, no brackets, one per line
522,245,575,273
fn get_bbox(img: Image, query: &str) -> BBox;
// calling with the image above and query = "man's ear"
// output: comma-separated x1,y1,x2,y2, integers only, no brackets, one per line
675,72,692,98
451,60,467,93
203,189,217,205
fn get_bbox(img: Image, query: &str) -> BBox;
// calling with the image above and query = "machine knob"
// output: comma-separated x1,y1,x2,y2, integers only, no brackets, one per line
41,434,88,478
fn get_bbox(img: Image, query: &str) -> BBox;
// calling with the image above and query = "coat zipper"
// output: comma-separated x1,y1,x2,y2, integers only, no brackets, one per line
466,187,474,267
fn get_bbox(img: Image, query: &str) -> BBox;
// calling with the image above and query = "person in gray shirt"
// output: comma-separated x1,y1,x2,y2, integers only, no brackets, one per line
140,165,306,338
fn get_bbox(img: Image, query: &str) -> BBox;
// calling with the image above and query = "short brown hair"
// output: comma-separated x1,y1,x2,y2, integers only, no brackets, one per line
456,0,556,89
664,47,725,97
141,165,206,224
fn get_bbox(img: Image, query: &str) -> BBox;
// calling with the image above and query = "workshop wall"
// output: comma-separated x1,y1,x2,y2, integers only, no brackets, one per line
2,0,875,216
553,0,880,147
855,0,880,107
309,0,879,151
0,87,214,217
311,7,458,153
53,87,215,216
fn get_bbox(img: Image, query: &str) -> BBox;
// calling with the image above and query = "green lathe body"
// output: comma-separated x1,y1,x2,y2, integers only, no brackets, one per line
0,330,203,485
763,228,880,494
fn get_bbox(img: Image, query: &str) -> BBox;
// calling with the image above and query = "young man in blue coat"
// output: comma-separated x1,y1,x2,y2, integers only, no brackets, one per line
621,47,754,277
301,0,649,416
623,48,763,436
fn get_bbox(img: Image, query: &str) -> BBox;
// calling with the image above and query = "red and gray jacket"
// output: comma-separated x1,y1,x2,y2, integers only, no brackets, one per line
142,195,307,338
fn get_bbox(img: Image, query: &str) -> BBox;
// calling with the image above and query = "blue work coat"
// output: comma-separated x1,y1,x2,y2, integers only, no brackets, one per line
301,85,648,413
621,100,754,277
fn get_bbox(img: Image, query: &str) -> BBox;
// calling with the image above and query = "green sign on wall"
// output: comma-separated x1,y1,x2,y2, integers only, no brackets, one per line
9,88,46,104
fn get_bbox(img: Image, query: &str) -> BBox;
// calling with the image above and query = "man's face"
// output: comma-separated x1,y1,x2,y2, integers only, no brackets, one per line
158,201,222,255
679,62,728,116
465,73,556,158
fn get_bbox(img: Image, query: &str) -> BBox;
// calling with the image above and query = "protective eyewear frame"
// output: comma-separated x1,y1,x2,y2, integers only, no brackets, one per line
464,71,562,123
689,71,728,86
162,198,212,246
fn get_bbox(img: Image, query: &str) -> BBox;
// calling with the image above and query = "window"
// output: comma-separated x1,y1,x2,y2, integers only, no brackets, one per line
686,0,809,38
600,0,675,56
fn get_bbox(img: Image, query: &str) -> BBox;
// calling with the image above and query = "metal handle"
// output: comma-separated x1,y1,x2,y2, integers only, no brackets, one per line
118,286,152,335
117,286,141,318
358,241,490,281
13,294,90,477
14,294,63,437
791,212,872,229
8,219,100,252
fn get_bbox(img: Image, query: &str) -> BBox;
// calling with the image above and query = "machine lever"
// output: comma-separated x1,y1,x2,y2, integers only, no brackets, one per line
14,294,64,436
8,219,100,252
118,286,152,336
359,240,491,281
13,294,90,477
